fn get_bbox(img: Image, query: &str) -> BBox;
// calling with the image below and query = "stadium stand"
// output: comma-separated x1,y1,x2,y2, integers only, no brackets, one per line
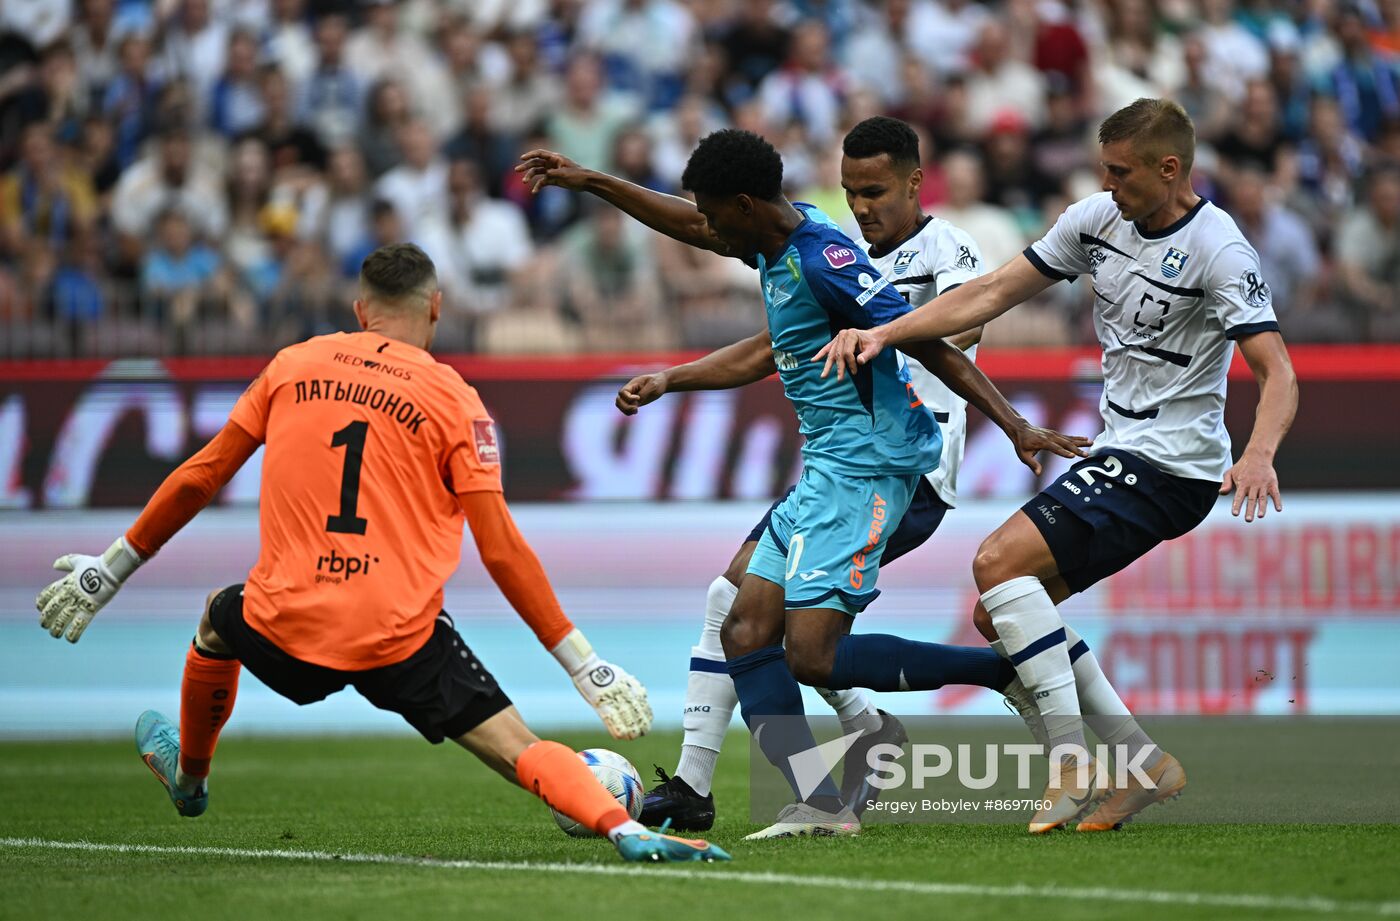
0,0,1397,357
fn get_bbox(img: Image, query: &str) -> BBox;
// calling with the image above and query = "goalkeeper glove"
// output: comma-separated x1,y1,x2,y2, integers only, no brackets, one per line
551,628,653,740
35,537,143,642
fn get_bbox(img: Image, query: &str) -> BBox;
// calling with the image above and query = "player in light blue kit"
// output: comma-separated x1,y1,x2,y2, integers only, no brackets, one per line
520,130,1088,838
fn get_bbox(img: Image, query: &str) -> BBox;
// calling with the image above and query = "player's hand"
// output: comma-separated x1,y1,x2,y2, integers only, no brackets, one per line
813,325,890,381
616,372,668,416
1007,421,1093,476
571,659,654,741
35,537,143,642
516,149,590,195
1220,451,1282,523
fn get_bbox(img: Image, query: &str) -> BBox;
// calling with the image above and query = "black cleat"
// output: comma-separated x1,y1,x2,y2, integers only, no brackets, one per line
840,710,909,817
639,766,716,832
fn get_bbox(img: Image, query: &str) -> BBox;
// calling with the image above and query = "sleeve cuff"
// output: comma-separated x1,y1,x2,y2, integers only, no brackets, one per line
1225,320,1280,340
550,627,596,673
1022,246,1074,283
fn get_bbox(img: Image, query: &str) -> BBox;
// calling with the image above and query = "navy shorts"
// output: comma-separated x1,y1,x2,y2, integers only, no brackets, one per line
745,476,948,567
1022,449,1219,594
207,584,512,743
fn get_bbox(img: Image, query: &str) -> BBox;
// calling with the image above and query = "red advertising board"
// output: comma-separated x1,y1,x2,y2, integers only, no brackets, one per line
1,346,1397,508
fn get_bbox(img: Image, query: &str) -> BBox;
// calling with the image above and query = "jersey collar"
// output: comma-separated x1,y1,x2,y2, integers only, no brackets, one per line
867,215,932,259
1134,197,1207,240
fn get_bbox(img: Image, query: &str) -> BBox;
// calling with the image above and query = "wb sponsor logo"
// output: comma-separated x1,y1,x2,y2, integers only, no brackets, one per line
822,244,857,268
314,549,380,584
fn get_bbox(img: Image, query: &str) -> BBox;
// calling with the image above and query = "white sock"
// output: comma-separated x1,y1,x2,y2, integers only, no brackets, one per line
983,576,1086,762
1064,624,1162,770
817,685,877,723
175,767,206,794
675,745,719,797
677,577,740,794
606,819,648,842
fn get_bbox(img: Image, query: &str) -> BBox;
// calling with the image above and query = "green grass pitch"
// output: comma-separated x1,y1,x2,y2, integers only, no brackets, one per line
1,731,1397,920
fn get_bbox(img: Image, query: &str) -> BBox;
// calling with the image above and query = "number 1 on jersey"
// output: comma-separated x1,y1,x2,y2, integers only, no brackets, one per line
326,420,369,535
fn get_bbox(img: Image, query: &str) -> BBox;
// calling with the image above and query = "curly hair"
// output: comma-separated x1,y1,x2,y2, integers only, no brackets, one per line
681,129,783,201
842,116,920,170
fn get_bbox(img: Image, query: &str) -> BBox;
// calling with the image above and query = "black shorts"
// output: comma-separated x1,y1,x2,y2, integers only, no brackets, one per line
1022,449,1219,595
745,476,949,566
207,585,512,743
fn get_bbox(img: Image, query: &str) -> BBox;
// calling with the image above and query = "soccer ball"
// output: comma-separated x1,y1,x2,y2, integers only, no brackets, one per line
551,748,645,838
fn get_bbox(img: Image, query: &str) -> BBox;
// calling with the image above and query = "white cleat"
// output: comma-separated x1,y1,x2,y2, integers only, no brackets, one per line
1028,757,1109,834
744,802,861,840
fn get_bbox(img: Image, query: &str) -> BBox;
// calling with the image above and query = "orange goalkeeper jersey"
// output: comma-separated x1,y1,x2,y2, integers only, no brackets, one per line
227,331,503,670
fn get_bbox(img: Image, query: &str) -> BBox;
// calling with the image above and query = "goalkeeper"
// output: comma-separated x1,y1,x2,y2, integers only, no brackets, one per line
35,243,727,864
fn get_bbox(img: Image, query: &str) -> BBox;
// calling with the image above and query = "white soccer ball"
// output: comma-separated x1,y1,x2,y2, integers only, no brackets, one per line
551,748,645,838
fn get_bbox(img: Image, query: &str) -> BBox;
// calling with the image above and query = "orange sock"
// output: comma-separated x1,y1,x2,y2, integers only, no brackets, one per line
179,642,241,779
516,741,631,837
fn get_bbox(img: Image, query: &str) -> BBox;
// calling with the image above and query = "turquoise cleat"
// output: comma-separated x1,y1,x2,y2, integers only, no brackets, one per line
134,710,207,818
614,826,732,863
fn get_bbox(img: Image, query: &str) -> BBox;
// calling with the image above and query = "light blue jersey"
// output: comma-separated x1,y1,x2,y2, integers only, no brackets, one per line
756,203,941,478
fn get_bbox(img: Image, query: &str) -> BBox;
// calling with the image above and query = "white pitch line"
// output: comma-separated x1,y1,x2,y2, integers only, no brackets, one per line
3,837,1397,917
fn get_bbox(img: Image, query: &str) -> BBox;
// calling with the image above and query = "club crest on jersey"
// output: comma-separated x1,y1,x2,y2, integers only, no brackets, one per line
1161,247,1189,279
764,278,793,307
823,244,857,268
893,250,917,275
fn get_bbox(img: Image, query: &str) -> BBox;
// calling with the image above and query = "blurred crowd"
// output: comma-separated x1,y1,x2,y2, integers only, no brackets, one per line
0,0,1398,357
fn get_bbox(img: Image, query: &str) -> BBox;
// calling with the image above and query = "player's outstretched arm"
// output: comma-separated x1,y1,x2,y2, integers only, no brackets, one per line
517,148,725,254
815,255,1054,380
901,338,1092,476
616,328,775,415
459,491,653,739
1222,330,1298,522
35,422,260,642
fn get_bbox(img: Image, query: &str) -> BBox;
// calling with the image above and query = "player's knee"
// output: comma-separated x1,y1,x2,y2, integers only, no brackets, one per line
719,613,747,657
720,605,767,658
784,645,832,687
195,591,232,654
973,532,1018,592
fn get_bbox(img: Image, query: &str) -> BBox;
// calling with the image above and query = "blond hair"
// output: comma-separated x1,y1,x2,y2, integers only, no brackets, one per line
1098,98,1196,175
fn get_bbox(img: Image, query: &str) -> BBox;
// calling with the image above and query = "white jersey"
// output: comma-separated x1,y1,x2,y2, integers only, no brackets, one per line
861,216,985,506
1027,192,1278,481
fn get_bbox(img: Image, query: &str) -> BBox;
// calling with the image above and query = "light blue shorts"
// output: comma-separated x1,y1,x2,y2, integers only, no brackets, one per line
746,466,919,615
